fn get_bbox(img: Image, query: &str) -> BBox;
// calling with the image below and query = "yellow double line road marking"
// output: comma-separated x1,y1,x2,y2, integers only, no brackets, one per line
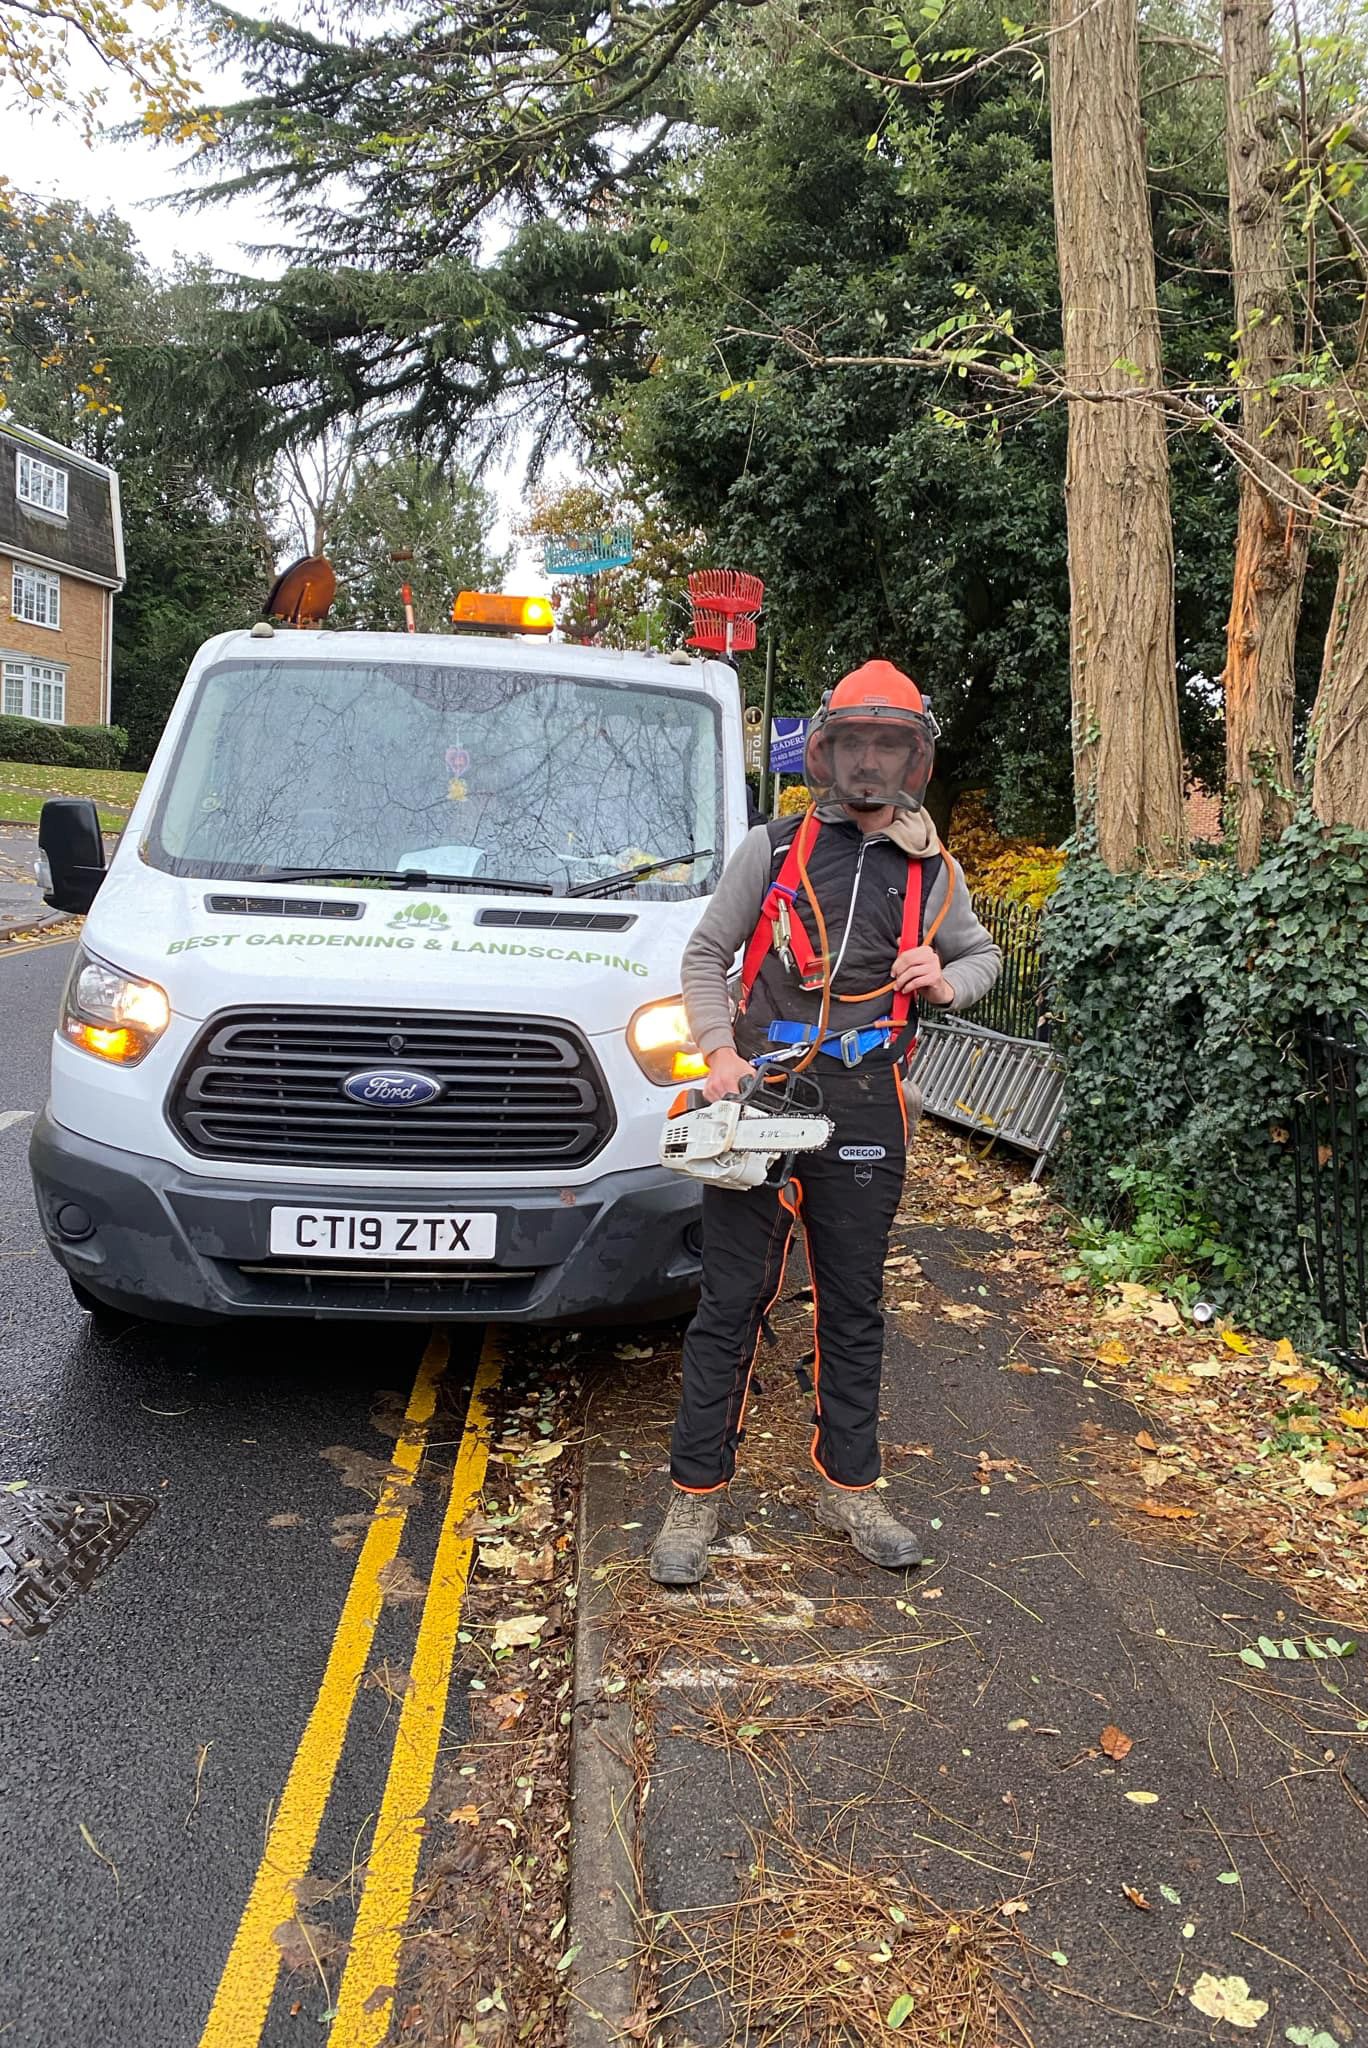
198,1328,502,2048
326,1336,501,2043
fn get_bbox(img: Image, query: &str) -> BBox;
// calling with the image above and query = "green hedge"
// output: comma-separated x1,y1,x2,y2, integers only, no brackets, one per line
0,715,129,768
1044,814,1368,1342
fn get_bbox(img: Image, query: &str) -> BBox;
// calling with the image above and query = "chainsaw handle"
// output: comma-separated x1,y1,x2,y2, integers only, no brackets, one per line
735,1065,826,1115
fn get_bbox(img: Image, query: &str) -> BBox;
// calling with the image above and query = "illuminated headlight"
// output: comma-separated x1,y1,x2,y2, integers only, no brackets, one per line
627,997,710,1087
61,947,171,1066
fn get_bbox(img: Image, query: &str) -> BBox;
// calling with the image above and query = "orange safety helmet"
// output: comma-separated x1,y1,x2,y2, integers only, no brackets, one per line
803,660,939,812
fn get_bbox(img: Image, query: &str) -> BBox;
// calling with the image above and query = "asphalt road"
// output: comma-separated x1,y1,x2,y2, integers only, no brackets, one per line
0,938,488,2046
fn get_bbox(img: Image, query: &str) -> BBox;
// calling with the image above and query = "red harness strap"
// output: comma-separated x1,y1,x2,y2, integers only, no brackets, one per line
737,812,823,1011
887,854,925,1033
738,815,929,1032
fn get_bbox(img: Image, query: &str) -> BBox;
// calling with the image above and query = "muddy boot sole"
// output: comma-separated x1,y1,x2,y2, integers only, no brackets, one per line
648,1547,712,1587
816,1499,923,1570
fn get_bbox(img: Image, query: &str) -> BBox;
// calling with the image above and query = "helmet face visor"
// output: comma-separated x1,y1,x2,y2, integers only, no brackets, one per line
804,711,935,811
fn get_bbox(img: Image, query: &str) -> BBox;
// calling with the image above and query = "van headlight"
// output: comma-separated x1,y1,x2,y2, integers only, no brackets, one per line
627,997,710,1086
61,946,171,1066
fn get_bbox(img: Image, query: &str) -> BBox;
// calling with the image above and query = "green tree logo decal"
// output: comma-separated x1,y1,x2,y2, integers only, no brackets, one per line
387,901,451,931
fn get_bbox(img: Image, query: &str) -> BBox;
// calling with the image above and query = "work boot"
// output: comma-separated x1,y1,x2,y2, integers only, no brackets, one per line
649,1489,721,1585
816,1478,923,1569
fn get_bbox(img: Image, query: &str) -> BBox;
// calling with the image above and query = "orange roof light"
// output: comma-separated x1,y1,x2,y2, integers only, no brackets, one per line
451,591,555,635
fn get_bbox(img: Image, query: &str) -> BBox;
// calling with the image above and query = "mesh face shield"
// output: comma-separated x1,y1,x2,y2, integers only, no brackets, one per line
803,708,936,811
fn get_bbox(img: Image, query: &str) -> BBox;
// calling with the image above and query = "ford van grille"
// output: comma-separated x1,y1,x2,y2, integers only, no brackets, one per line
168,1008,613,1169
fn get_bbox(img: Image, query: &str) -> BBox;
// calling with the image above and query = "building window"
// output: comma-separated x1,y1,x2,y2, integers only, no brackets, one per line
16,452,69,518
1,660,65,724
12,562,61,629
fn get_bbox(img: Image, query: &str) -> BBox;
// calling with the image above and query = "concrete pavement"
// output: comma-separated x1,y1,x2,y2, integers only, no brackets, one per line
577,1192,1368,2044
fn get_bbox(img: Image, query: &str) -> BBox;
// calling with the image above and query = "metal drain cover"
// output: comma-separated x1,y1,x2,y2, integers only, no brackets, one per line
0,1489,155,1639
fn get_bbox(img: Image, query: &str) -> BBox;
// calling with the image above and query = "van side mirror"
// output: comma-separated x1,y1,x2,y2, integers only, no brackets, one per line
38,798,106,914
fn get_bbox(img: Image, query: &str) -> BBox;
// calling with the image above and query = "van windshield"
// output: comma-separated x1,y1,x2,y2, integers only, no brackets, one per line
145,657,723,897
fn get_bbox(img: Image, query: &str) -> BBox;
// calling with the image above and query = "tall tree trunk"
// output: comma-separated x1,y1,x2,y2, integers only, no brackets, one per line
1311,463,1368,831
1221,0,1309,871
1049,0,1187,871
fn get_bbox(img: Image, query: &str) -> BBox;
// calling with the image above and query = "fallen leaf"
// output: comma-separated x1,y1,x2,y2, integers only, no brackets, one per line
1152,1373,1194,1395
1239,1647,1266,1669
1133,1500,1197,1520
1273,1337,1298,1366
1297,1460,1338,1499
1141,1460,1182,1492
1159,1884,1182,1905
1095,1340,1132,1367
1148,1300,1182,1330
1049,1950,1069,1967
1216,1871,1240,1885
1188,1971,1267,2029
447,1803,481,1825
1281,1373,1320,1394
1221,1330,1253,1354
1114,1282,1157,1305
514,1545,556,1584
886,1993,916,2029
1122,1884,1152,1911
943,1302,990,1324
1338,1407,1368,1430
1333,1477,1368,1503
1124,1791,1159,1805
478,1540,523,1573
492,1613,546,1651
1134,1430,1159,1452
1100,1724,1134,1761
998,1898,1030,1916
614,1344,654,1361
517,1442,565,1466
1189,1360,1224,1379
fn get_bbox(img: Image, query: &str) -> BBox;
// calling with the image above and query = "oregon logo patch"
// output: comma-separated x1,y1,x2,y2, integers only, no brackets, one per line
838,1145,886,1162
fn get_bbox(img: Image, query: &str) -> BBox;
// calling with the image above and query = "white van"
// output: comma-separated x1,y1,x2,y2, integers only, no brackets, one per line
30,620,746,1326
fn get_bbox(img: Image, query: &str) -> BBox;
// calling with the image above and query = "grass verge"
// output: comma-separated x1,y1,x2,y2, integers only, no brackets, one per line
0,759,144,831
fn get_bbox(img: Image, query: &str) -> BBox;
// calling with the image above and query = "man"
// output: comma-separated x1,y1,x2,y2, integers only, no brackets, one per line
650,661,1002,1585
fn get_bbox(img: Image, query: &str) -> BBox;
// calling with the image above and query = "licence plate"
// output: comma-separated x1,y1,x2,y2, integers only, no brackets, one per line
268,1207,497,1261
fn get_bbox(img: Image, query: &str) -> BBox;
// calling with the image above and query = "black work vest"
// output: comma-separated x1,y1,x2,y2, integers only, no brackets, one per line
735,815,941,1060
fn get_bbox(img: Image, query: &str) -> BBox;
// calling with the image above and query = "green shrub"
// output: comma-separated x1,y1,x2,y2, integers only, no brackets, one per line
1044,813,1368,1342
0,716,128,768
65,723,129,768
1067,1164,1245,1303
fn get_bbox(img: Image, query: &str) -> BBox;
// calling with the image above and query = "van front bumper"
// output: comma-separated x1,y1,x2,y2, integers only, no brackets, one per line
29,1111,703,1326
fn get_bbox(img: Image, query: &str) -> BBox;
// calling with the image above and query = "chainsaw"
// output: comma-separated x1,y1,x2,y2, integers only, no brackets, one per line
659,1066,833,1190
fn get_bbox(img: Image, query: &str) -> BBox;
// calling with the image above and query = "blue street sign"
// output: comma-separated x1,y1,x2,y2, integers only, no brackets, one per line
769,716,809,774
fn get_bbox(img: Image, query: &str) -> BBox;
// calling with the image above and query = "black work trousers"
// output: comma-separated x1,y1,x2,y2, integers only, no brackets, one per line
668,1061,909,1493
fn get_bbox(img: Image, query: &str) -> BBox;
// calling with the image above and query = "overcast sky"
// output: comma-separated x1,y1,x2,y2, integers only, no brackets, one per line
0,6,574,588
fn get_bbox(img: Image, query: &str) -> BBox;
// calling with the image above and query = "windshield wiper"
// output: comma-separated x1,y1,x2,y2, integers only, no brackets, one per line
567,850,715,898
247,866,554,896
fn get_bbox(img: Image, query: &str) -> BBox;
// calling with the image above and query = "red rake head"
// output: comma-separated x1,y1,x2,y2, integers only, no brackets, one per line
688,569,765,618
688,611,758,654
686,569,764,655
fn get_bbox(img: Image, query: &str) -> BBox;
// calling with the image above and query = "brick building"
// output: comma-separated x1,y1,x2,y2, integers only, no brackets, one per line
1,421,124,731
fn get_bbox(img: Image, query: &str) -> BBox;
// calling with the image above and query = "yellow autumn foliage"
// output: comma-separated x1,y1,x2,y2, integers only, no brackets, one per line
950,791,1065,910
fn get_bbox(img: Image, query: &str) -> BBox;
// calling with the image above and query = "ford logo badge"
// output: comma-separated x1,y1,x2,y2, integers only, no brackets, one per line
341,1068,442,1107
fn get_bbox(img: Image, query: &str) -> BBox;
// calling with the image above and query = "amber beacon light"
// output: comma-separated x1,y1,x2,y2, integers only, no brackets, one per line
451,591,555,634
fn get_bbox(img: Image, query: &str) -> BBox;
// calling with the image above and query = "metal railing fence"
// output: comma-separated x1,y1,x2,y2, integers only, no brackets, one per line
967,895,1050,1043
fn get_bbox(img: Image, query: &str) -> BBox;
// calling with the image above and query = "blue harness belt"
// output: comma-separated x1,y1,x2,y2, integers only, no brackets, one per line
766,1020,892,1067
